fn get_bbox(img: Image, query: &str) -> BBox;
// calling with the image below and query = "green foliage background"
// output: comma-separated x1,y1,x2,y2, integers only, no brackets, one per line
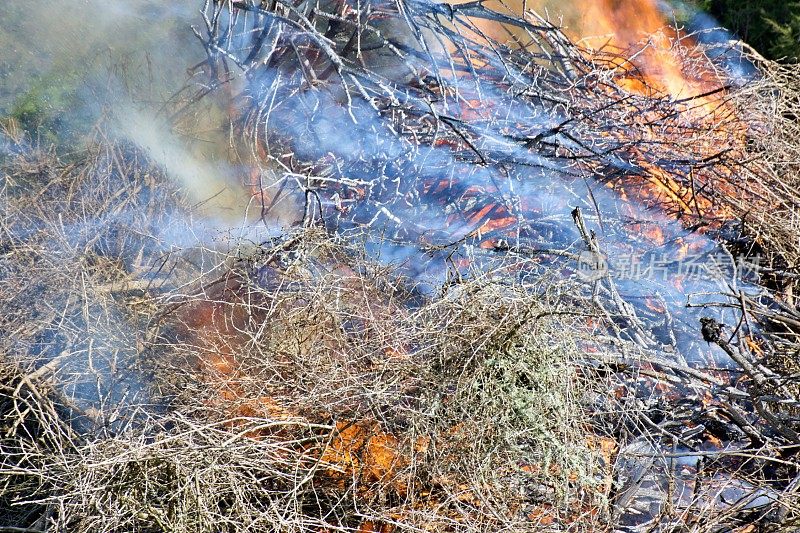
692,0,800,61
0,2,202,151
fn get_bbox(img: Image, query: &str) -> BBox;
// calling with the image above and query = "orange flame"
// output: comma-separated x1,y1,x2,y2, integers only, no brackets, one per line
452,0,754,235
460,0,717,99
574,0,708,98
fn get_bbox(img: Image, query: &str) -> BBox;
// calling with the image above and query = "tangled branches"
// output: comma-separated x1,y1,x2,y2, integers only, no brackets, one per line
0,134,605,531
191,0,780,245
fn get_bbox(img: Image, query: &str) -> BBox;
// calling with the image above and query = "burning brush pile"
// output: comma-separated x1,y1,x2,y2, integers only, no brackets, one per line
0,131,604,530
4,0,800,531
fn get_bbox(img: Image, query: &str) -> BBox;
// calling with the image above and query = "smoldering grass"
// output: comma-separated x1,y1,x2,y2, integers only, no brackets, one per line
0,137,606,532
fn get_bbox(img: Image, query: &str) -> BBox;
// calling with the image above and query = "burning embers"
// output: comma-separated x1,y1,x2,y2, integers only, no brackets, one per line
164,232,604,529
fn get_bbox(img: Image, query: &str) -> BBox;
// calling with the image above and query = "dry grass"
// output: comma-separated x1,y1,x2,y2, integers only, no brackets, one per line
716,55,800,284
0,133,607,532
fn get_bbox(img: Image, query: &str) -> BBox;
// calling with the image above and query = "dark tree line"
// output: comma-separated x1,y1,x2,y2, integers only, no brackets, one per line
694,0,800,61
